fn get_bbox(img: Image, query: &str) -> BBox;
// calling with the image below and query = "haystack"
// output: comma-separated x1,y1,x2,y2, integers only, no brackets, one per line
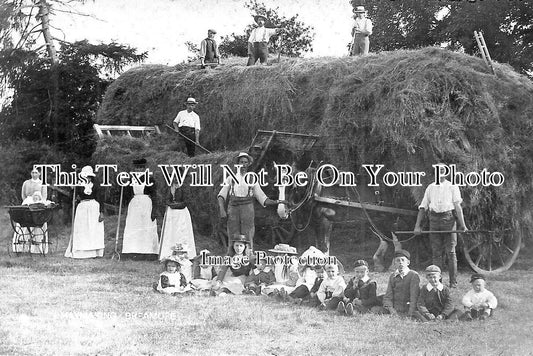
96,48,533,242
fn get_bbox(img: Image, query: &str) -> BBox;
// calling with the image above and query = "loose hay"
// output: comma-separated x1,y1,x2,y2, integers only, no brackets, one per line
96,48,533,243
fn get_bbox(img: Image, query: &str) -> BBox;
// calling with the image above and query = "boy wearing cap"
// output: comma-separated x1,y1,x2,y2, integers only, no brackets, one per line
200,29,220,67
173,98,201,156
350,6,373,56
461,274,497,321
374,249,420,317
338,259,380,316
247,14,283,66
244,258,275,295
414,265,461,322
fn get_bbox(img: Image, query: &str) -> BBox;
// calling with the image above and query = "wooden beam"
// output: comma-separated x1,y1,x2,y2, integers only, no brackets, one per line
314,196,418,216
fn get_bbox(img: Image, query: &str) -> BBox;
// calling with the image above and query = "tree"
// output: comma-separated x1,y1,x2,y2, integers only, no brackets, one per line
219,0,314,58
0,1,147,157
350,0,533,77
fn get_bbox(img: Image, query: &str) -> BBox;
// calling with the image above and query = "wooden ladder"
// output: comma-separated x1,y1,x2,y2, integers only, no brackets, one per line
474,31,495,75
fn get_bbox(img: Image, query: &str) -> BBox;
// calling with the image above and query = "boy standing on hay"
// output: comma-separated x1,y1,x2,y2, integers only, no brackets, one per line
350,6,373,56
247,14,283,66
200,29,220,68
173,98,201,157
414,163,468,288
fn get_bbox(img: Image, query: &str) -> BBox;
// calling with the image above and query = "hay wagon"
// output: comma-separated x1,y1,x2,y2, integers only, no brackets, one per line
243,130,522,275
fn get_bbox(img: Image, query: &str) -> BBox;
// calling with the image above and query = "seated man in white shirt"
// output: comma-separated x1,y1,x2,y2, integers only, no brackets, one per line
173,97,201,157
414,163,468,288
247,14,283,66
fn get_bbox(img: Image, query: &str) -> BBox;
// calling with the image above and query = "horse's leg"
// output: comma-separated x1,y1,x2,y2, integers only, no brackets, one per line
312,206,335,254
372,237,388,272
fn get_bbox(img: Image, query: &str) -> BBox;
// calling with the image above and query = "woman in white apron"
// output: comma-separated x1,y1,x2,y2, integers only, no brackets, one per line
158,176,196,260
65,166,105,258
121,158,159,259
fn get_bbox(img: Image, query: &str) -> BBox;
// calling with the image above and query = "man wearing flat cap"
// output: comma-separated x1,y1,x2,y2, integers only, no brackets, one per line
247,14,283,66
350,6,373,56
218,152,284,252
173,97,201,157
200,29,220,67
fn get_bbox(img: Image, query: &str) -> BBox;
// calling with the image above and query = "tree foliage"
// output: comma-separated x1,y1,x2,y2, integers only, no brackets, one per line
350,0,533,77
0,2,147,158
219,0,314,58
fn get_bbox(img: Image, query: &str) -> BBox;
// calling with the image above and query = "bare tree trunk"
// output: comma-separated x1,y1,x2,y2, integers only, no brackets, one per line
37,0,59,143
37,0,58,64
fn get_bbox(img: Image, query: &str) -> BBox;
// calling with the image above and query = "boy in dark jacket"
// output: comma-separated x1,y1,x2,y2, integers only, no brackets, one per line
338,259,380,316
372,249,420,317
414,265,461,322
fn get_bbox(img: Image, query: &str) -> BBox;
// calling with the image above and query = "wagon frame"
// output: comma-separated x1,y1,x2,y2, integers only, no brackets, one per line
244,130,522,275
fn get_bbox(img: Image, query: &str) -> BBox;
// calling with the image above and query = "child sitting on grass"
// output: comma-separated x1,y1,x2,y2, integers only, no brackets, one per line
373,249,420,317
190,250,218,291
155,255,191,295
461,273,498,321
244,258,275,295
338,259,380,316
414,265,461,322
317,264,346,310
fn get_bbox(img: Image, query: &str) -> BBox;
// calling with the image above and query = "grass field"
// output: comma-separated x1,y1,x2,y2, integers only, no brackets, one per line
1,208,533,356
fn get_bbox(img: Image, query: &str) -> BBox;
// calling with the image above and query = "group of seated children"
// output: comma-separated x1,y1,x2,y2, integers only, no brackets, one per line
155,238,498,321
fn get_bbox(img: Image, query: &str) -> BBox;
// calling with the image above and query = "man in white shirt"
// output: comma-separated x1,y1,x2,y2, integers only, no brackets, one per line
217,152,282,252
350,6,373,56
247,14,283,66
173,97,201,157
414,163,468,288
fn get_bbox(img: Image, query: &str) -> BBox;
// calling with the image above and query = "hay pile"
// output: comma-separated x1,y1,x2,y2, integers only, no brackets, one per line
96,48,533,240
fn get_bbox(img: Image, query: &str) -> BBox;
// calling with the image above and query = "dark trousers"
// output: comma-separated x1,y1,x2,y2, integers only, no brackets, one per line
247,42,269,66
179,127,196,157
413,309,461,322
289,285,310,299
429,211,457,285
325,297,344,310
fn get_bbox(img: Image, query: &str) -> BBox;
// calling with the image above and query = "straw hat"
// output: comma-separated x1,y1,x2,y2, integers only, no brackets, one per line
160,255,182,265
253,14,268,24
353,6,367,13
268,243,297,255
235,152,254,164
171,243,189,255
300,246,325,260
186,97,197,104
353,259,369,268
80,166,95,178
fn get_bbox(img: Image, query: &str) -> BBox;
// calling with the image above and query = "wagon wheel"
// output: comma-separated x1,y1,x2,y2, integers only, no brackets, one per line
461,229,521,274
8,226,29,257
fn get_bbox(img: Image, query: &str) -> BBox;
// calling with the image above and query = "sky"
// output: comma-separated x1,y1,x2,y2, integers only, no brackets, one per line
53,0,355,65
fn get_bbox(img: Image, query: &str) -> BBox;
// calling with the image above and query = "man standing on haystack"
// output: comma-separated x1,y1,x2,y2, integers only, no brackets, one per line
247,14,283,66
200,29,220,68
414,163,468,288
350,6,373,56
173,97,201,157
